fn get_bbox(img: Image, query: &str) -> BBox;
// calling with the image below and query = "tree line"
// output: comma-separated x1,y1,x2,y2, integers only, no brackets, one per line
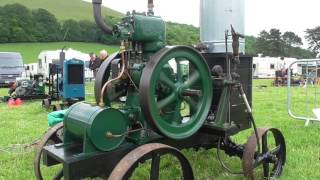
245,28,320,58
0,4,118,44
0,3,199,46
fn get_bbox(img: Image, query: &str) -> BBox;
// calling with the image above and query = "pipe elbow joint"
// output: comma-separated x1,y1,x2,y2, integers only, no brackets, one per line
92,0,113,35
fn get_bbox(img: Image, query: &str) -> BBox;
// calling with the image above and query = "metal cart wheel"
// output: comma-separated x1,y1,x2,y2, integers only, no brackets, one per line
242,128,286,180
108,143,194,180
34,123,64,180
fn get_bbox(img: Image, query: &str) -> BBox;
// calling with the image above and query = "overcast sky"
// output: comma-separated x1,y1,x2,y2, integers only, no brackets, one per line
85,0,319,46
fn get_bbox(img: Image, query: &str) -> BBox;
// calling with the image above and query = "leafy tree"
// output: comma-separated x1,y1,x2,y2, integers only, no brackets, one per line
1,4,37,42
305,26,320,55
78,20,99,42
61,19,82,41
267,29,284,56
255,30,272,56
245,36,257,56
282,31,302,47
32,8,61,42
254,28,315,58
0,17,10,42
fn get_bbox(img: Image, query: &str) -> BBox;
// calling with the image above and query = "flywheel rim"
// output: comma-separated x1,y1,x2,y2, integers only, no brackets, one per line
140,46,213,139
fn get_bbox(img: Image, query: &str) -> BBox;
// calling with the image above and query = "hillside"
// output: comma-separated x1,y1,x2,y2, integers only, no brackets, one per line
0,0,122,21
0,0,200,45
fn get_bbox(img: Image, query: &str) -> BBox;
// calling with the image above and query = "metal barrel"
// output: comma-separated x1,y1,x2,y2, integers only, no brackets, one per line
200,0,245,53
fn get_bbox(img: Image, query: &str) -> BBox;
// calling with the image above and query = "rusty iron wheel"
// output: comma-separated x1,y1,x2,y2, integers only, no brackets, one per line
108,143,194,180
242,128,286,180
34,123,64,180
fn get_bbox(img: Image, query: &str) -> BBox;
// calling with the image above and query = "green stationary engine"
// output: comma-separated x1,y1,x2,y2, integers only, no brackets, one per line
62,1,213,153
35,1,286,179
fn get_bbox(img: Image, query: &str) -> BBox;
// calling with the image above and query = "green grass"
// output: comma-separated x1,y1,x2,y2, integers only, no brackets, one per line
0,0,122,22
0,79,319,179
0,42,119,64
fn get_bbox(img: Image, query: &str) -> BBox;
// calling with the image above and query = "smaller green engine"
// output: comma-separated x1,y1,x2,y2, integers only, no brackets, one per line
9,77,45,97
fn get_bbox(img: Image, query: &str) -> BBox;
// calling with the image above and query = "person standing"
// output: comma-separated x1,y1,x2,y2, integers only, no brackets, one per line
99,50,108,62
89,52,101,79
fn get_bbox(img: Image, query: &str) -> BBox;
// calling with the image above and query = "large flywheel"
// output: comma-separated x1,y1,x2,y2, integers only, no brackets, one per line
140,46,213,139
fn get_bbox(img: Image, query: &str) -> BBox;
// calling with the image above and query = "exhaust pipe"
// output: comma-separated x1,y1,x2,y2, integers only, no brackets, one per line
148,0,154,15
92,0,113,34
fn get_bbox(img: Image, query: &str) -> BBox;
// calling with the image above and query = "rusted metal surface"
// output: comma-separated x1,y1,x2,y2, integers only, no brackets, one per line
242,128,286,180
108,143,194,180
34,123,64,180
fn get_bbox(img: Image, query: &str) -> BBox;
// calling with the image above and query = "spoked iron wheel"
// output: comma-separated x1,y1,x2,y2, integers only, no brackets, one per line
140,46,213,139
34,123,64,180
242,128,286,180
109,143,194,180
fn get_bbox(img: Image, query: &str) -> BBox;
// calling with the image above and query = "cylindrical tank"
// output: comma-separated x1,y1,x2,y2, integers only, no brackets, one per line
64,102,128,151
200,0,245,53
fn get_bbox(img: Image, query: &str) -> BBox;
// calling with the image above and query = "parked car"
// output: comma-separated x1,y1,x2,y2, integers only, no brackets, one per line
0,52,25,87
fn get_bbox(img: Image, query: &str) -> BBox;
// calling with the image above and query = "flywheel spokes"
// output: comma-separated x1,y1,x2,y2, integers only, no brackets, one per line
140,46,213,139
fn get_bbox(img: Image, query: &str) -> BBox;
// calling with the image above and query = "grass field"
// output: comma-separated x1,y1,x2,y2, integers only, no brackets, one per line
0,79,319,180
0,0,122,22
0,42,119,64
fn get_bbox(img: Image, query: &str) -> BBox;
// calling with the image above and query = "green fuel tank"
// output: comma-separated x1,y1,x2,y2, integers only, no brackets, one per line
63,102,128,153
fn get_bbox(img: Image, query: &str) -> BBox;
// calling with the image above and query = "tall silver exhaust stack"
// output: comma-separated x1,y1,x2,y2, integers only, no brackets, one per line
200,0,245,54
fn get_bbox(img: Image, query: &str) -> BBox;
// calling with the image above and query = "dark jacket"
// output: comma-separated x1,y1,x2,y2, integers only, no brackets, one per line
89,57,102,70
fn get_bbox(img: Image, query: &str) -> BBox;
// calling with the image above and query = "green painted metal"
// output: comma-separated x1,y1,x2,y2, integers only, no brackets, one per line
59,7,231,155
113,12,166,52
140,46,213,139
129,63,145,86
213,83,230,127
64,102,128,153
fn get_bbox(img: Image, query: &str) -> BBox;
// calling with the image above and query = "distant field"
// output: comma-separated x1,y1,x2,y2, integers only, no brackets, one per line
0,42,119,64
0,0,122,22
